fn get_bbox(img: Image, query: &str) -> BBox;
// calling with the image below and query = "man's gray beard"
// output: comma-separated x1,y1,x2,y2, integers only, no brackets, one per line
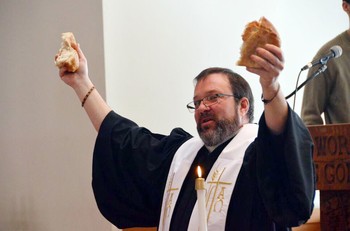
197,117,241,147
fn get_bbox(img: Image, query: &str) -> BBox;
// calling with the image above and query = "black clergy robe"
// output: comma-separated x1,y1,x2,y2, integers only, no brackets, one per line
92,106,315,230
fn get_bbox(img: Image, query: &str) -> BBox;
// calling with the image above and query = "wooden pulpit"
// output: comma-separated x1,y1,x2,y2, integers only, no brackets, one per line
308,123,350,231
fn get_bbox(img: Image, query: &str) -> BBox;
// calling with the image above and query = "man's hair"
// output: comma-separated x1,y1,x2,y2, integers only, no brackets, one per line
194,67,254,123
345,0,350,3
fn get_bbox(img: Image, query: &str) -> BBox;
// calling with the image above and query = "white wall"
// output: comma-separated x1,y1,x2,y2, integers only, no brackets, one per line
103,0,346,137
0,0,110,230
0,1,346,230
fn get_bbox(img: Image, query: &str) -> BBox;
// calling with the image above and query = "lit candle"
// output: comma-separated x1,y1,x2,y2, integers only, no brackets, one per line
195,166,208,231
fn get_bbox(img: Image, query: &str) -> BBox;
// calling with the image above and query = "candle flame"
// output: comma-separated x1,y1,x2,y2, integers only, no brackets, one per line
197,166,202,178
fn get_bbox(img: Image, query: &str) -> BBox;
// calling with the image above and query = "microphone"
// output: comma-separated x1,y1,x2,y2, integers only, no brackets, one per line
301,45,342,71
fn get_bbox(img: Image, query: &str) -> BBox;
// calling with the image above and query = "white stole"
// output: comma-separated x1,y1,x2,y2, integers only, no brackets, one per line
158,124,258,231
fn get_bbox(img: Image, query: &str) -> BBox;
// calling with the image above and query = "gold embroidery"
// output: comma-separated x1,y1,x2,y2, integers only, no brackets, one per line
161,173,179,229
206,167,232,221
214,186,226,212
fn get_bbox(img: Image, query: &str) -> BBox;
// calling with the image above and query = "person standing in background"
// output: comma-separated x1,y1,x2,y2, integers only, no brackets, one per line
301,0,350,125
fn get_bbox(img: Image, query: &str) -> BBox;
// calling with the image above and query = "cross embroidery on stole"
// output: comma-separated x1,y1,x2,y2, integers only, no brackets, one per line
161,173,179,228
206,167,232,221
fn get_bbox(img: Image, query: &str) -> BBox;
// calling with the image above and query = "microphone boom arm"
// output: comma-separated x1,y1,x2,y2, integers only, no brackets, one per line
285,65,328,100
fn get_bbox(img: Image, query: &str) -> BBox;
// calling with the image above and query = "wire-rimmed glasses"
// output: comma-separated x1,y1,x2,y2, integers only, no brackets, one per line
186,93,236,113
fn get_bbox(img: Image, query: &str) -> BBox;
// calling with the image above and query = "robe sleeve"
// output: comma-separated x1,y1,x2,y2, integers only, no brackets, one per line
256,105,315,227
91,111,192,229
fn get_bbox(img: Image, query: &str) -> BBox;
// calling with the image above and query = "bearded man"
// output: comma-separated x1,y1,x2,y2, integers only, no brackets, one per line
57,43,315,231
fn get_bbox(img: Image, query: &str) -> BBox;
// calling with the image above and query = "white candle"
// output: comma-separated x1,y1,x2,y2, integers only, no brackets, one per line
195,166,208,231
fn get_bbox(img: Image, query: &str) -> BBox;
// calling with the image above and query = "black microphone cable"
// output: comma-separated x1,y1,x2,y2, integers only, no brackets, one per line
285,65,328,111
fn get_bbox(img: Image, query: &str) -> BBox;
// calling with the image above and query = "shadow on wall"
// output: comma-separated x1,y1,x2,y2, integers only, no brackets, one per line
3,195,45,230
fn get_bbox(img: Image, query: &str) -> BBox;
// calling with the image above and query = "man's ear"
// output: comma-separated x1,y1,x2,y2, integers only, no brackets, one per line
343,1,350,14
238,97,250,118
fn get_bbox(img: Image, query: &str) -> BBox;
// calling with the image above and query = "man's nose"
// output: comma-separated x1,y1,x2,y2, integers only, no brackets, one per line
196,101,210,111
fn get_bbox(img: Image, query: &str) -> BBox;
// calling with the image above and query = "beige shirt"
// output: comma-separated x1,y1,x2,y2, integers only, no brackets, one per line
301,31,350,125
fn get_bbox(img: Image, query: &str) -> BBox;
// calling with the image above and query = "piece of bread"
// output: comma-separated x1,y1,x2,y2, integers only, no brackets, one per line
236,17,281,68
55,32,79,72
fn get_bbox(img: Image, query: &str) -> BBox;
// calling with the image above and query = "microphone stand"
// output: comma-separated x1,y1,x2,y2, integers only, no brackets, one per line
285,64,328,100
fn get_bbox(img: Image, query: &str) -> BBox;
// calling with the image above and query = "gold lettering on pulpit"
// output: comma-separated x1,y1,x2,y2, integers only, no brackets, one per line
308,125,350,190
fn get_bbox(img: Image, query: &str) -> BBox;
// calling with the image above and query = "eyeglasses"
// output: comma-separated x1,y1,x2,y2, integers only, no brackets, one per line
186,93,236,112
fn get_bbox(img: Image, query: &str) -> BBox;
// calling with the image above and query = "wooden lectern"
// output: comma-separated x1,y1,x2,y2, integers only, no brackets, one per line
307,124,350,231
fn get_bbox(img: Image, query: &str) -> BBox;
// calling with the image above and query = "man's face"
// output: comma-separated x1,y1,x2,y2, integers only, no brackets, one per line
194,73,243,147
